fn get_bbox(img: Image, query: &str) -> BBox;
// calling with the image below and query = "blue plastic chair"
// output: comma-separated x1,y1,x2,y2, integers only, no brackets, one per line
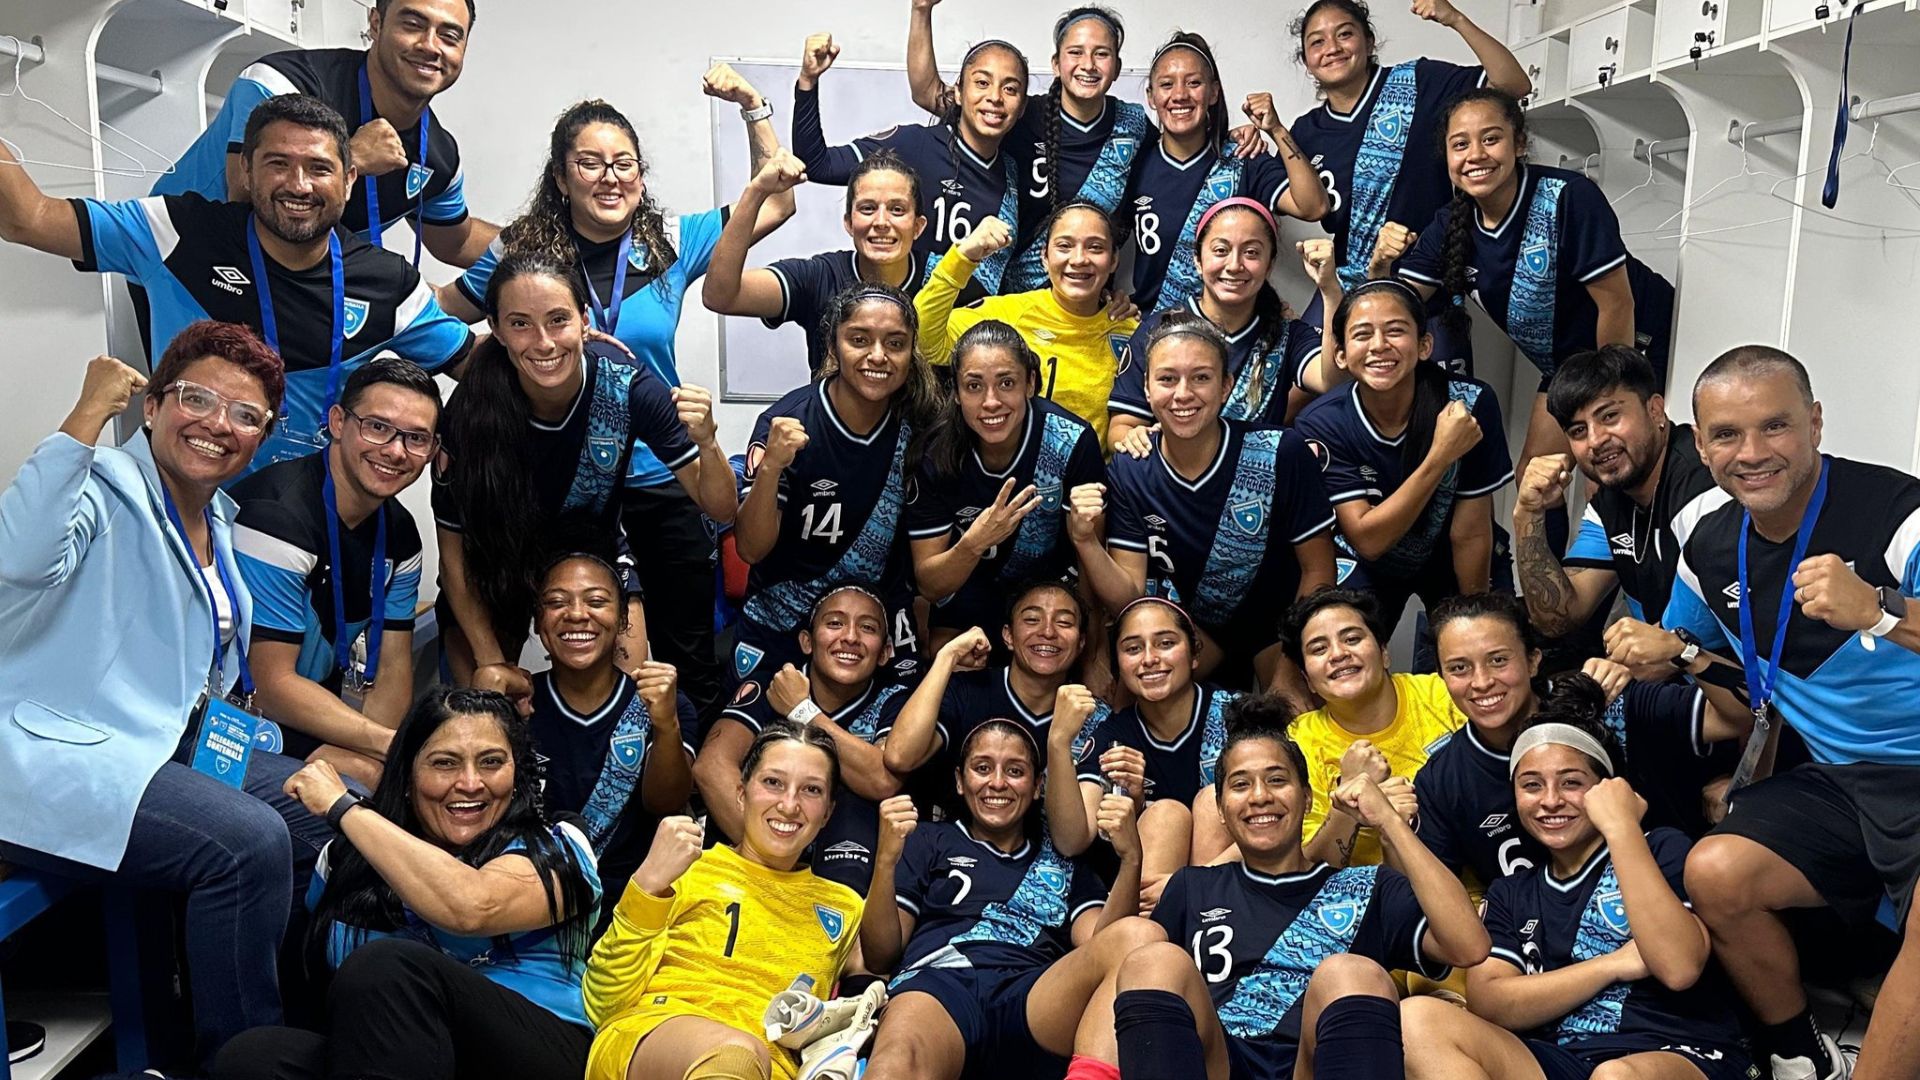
0,871,149,1077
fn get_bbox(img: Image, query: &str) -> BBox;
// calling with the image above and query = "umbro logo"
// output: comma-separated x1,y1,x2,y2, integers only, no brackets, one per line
1144,514,1168,528
1479,813,1509,831
1520,918,1539,937
823,841,870,861
211,266,250,295
1610,532,1636,554
947,856,977,868
1200,907,1233,923
1723,581,1743,608
941,178,964,195
811,479,838,495
1359,465,1378,480
1311,154,1325,166
1032,328,1057,343
957,506,982,520
1135,195,1153,208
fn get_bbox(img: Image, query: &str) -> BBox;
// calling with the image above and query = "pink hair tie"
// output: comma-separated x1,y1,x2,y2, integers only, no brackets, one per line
1195,196,1278,241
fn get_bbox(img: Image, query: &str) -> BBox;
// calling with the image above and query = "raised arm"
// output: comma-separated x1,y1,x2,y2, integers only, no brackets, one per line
1045,685,1105,854
1333,401,1483,561
668,384,741,525
583,816,707,1027
1512,454,1618,636
0,357,144,590
633,661,696,816
766,664,902,799
1587,782,1708,989
422,217,501,269
883,629,988,774
1345,775,1489,968
861,796,920,974
1418,0,1532,98
1244,93,1327,223
1297,240,1346,394
914,220,1007,367
791,34,863,186
703,154,808,319
0,135,84,259
913,476,1041,602
705,64,798,241
734,417,807,564
906,0,955,115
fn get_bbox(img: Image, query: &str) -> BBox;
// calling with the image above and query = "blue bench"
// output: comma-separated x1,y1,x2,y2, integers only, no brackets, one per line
0,871,149,1078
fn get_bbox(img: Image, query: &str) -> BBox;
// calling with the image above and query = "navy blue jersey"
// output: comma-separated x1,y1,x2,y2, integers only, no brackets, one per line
792,86,1015,266
1287,59,1485,277
1154,862,1444,1057
914,668,1106,818
738,380,914,634
907,397,1104,610
1078,684,1240,806
432,345,694,550
1292,376,1513,583
154,48,469,241
527,671,698,880
70,194,473,473
761,250,929,376
894,821,1106,971
230,451,424,688
1106,421,1334,637
1398,165,1674,374
1664,456,1920,767
1562,425,1730,622
721,667,917,746
1109,299,1324,428
1483,828,1745,1054
1003,96,1152,289
1413,723,1546,885
1122,142,1295,312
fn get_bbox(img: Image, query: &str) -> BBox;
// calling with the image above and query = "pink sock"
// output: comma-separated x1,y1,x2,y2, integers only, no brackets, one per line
1065,1055,1122,1080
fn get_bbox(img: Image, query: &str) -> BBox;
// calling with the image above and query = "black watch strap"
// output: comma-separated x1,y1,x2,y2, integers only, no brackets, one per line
325,791,365,832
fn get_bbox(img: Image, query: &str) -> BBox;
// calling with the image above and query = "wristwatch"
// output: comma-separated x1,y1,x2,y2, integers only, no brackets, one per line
1868,585,1905,638
740,101,774,123
1671,627,1702,670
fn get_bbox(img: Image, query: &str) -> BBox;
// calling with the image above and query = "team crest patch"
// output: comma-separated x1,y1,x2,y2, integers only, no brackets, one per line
342,298,371,340
1596,889,1631,936
1318,900,1360,934
405,162,432,200
1205,175,1237,201
1371,109,1406,142
611,731,647,769
252,719,285,754
588,435,620,473
1336,557,1359,584
1038,482,1063,510
734,643,766,678
1111,136,1138,156
629,242,649,270
1520,238,1552,277
1229,499,1264,536
815,904,847,942
1035,865,1069,895
1108,334,1130,362
733,680,762,708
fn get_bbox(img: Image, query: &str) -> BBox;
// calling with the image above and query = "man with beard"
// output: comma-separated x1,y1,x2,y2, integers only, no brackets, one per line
0,94,473,474
1515,345,1729,646
154,0,495,269
1610,346,1920,1080
230,358,439,791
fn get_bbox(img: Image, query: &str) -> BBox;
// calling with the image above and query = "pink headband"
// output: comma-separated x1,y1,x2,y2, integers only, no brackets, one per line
1196,196,1278,240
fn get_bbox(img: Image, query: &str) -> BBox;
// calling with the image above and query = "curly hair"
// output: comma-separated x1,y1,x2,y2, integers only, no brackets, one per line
149,320,287,433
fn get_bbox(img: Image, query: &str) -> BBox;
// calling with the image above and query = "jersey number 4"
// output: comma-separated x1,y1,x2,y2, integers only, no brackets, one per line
800,502,845,544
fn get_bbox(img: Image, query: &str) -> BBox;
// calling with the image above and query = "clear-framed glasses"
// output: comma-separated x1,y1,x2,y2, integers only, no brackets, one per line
165,380,273,436
343,406,440,457
571,156,642,184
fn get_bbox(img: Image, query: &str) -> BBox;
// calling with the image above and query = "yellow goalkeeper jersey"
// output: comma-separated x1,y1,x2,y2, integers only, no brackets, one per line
916,248,1137,448
584,844,863,1080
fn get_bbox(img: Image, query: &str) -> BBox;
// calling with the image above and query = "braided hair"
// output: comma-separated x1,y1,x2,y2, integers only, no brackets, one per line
1195,202,1289,410
499,100,676,295
309,687,597,972
1150,31,1231,159
1332,280,1447,476
1042,6,1126,213
1436,88,1530,343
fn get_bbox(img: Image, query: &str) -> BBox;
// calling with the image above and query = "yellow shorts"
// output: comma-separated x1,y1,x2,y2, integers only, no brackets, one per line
587,1009,800,1080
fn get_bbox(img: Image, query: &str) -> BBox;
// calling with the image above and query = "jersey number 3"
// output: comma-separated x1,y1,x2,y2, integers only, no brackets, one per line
1192,925,1235,984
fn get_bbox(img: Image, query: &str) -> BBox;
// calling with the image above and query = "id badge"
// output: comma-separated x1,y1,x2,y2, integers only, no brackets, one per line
191,694,257,789
339,631,372,711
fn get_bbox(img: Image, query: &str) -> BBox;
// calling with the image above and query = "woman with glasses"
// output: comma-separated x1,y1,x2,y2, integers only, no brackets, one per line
231,358,444,790
439,84,794,726
0,321,332,1073
434,253,736,707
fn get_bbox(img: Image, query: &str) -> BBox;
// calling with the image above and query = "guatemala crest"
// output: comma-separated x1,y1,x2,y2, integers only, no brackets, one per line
734,642,766,678
815,904,847,942
342,297,371,339
588,435,620,474
1318,900,1361,934
1035,865,1069,896
610,730,647,770
1230,499,1264,536
1521,238,1552,277
405,162,432,200
252,719,285,754
1596,889,1631,936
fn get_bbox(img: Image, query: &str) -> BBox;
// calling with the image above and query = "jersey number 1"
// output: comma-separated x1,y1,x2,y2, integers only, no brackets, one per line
723,900,742,957
800,502,845,544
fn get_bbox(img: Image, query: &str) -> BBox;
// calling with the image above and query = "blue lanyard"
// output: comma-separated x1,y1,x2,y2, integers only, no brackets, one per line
1737,456,1829,714
358,63,431,266
582,230,633,338
247,219,345,440
322,451,388,685
1821,3,1866,209
161,484,253,698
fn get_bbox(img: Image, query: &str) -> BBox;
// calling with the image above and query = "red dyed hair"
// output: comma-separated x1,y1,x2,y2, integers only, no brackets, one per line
147,320,286,432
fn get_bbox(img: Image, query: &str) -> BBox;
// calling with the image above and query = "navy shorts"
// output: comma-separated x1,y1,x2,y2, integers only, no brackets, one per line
1526,1037,1757,1080
887,965,1063,1080
807,790,879,897
1226,1032,1297,1080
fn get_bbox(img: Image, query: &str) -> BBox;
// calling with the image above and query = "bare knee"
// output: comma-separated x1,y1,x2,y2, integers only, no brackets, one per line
1093,915,1168,963
1307,952,1397,1000
1589,1058,1661,1080
1141,798,1194,839
1118,940,1202,993
1399,996,1464,1045
1684,835,1766,919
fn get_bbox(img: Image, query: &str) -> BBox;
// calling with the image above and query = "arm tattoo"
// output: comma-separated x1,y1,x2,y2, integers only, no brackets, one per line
1275,130,1305,163
1333,833,1356,868
1514,528,1577,635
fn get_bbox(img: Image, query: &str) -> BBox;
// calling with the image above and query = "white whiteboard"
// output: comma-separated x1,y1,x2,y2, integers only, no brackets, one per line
711,58,1149,401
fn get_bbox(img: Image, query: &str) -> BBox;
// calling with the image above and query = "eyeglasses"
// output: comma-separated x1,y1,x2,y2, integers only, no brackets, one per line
571,156,642,183
343,406,440,457
165,380,273,435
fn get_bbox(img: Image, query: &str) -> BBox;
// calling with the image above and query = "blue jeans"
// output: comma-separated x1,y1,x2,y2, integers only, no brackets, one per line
0,749,331,1069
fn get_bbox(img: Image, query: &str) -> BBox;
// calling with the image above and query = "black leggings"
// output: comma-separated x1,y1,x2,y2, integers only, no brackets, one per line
622,482,724,724
212,938,591,1080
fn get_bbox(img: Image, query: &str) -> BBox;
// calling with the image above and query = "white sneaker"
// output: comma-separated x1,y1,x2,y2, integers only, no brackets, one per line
794,986,886,1080
1770,1033,1854,1080
764,980,888,1050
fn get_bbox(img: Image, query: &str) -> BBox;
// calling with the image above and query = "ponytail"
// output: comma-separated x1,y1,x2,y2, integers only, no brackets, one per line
1042,79,1066,214
1437,186,1476,343
1401,360,1453,476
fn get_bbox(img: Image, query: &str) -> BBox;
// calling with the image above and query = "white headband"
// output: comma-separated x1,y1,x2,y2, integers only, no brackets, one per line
1509,723,1614,779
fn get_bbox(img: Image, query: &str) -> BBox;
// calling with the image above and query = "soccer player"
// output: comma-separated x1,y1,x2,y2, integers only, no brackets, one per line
584,725,863,1080
1400,721,1755,1080
909,320,1105,650
157,0,495,268
917,205,1137,446
1084,314,1337,691
1120,32,1325,314
704,152,930,377
1292,281,1514,636
861,722,1153,1078
695,586,914,896
1066,693,1490,1080
731,283,939,684
1516,345,1730,637
1612,346,1920,1079
0,94,473,473
230,358,438,788
1109,203,1342,448
793,31,1027,290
